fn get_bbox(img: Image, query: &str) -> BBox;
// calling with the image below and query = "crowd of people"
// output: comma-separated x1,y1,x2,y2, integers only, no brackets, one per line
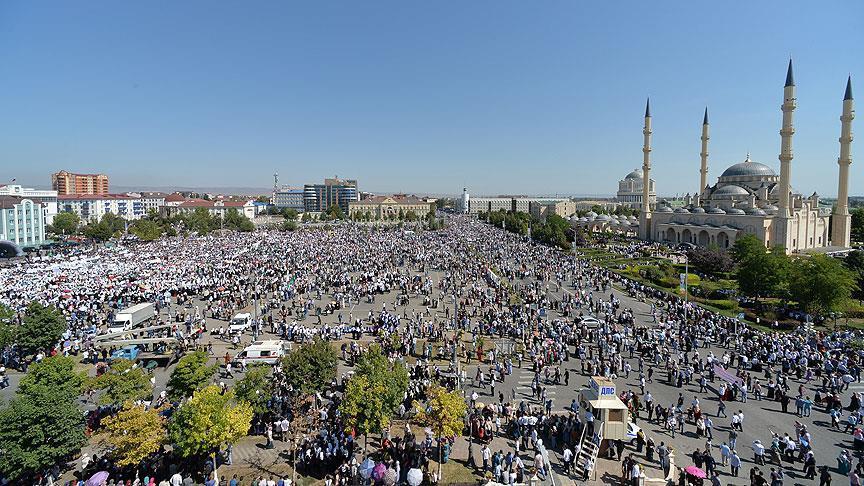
2,216,864,485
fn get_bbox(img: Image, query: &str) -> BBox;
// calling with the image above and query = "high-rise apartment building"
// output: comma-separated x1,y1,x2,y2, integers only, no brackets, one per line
304,177,358,213
51,170,109,196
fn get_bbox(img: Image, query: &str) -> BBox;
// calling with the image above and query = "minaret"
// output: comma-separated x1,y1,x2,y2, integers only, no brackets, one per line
832,76,855,247
775,59,796,248
699,107,710,205
639,98,653,240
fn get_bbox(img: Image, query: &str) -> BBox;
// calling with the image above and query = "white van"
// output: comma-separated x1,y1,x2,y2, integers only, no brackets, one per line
229,313,252,334
233,340,292,366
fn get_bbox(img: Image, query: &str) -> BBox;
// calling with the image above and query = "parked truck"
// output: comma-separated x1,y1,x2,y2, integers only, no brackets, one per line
109,303,155,333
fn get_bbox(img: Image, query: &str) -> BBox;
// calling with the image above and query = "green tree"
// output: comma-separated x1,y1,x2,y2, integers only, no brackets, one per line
233,364,273,415
223,208,255,232
166,351,217,401
282,208,299,221
413,385,467,481
17,302,67,355
0,356,86,480
130,219,163,241
49,212,81,235
84,220,114,241
101,212,127,233
102,402,167,467
844,250,864,301
340,345,408,451
90,358,153,405
732,234,789,300
280,220,298,232
0,391,86,480
851,207,864,243
789,254,857,315
279,338,337,396
169,385,252,483
18,355,84,400
301,212,313,223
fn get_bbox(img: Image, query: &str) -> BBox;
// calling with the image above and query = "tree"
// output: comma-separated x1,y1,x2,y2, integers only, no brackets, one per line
279,338,337,396
687,245,735,277
84,220,114,241
223,208,255,232
102,402,167,467
789,254,857,315
90,358,153,405
844,250,864,301
166,351,217,401
282,208,299,220
413,385,467,481
18,355,84,400
169,385,252,483
340,345,408,451
732,235,789,300
17,302,67,355
101,212,127,233
130,219,163,241
852,207,864,244
234,364,273,415
49,212,80,235
281,220,298,232
0,356,86,480
0,391,86,480
301,212,313,223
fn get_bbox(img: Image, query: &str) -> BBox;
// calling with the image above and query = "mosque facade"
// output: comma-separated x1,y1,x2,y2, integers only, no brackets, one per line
638,61,854,252
616,169,656,208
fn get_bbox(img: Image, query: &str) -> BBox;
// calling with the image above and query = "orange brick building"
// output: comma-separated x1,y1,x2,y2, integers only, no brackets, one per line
51,170,109,196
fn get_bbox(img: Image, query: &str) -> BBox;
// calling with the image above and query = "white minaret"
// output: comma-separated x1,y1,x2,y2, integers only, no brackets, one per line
460,187,470,214
832,76,855,247
775,59,797,248
639,98,653,240
699,107,709,205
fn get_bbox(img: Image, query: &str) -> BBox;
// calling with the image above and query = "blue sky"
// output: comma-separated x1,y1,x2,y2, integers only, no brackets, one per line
1,1,862,197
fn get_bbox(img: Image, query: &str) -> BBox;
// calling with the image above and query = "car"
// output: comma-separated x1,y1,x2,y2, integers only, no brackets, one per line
110,345,140,362
229,313,252,334
625,422,641,444
579,316,602,327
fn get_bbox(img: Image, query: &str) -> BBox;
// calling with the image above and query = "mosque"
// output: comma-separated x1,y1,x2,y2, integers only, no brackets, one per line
575,61,855,252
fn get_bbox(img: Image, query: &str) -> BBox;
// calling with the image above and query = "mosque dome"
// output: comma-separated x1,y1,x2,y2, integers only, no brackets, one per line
656,205,673,213
624,169,644,180
746,207,767,216
586,211,598,218
596,214,611,221
727,208,746,215
673,208,691,214
691,207,706,213
713,185,750,197
720,155,776,178
707,207,726,214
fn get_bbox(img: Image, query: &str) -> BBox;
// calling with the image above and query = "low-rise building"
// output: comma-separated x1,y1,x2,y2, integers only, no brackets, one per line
0,184,59,223
529,200,577,219
161,199,256,220
59,194,145,222
1,195,47,247
348,195,435,220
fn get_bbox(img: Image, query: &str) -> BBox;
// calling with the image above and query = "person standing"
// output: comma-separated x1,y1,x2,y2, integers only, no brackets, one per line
730,450,741,477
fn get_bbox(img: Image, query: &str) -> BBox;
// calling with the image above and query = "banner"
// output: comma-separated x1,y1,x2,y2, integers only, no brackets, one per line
713,364,743,387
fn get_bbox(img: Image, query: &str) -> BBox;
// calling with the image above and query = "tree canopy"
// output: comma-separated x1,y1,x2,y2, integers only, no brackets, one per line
234,364,273,415
788,254,857,314
17,302,67,355
169,385,252,458
279,338,337,396
166,351,217,401
90,358,153,405
102,402,167,467
49,212,81,235
732,234,788,300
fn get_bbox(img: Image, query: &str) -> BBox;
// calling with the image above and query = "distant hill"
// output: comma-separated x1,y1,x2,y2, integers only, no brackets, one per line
112,185,272,196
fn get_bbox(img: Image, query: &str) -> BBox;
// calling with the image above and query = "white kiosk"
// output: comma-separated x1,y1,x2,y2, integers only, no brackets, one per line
578,376,630,441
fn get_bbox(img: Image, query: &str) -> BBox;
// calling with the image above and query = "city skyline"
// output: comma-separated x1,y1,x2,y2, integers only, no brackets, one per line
1,1,862,196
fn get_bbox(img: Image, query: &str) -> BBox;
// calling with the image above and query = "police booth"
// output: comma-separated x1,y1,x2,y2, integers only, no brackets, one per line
578,376,629,442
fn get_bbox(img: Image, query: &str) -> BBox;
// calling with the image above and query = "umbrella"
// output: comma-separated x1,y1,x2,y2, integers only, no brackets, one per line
372,463,387,481
359,458,375,479
684,466,707,479
407,468,423,486
383,468,398,486
86,471,109,486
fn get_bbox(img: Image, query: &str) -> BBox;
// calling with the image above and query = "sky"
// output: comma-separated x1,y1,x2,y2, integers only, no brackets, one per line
1,1,862,197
